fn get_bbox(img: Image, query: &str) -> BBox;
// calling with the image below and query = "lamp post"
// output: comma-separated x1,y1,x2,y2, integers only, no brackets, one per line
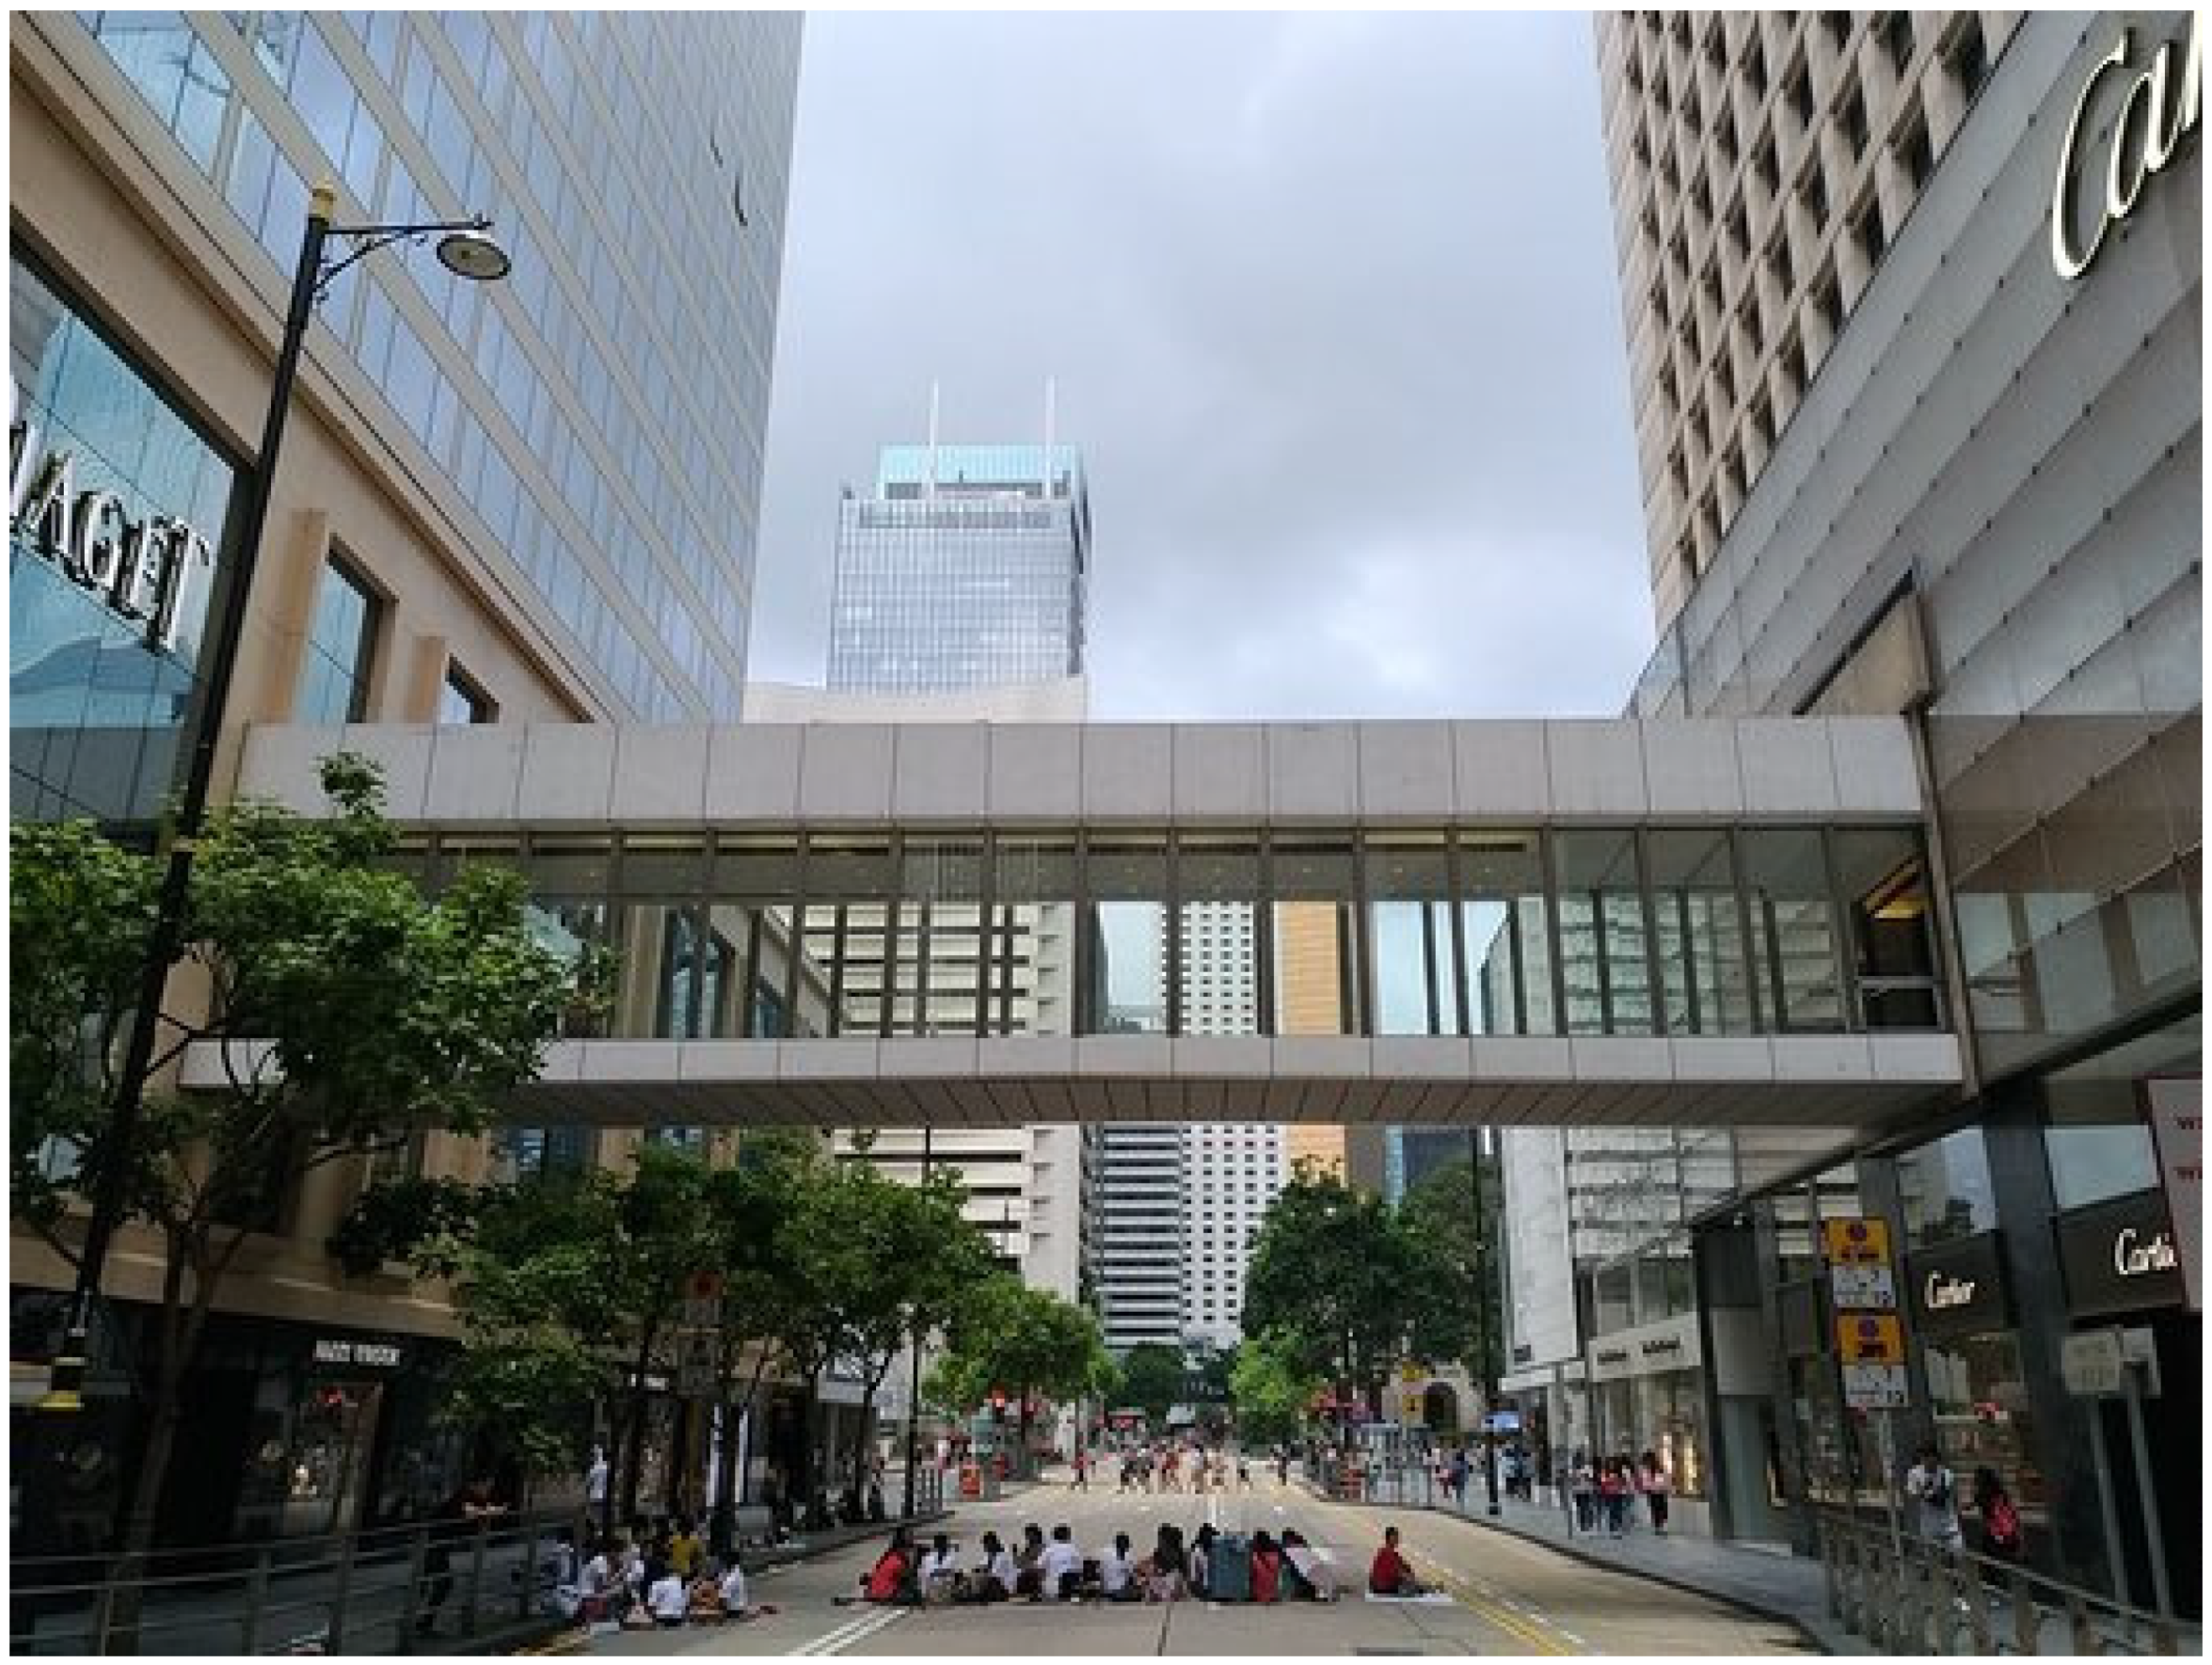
900,1122,935,1519
1467,1127,1501,1516
40,184,509,1412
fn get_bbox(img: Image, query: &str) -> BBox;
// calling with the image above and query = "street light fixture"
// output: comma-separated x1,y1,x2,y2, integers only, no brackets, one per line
39,182,509,1413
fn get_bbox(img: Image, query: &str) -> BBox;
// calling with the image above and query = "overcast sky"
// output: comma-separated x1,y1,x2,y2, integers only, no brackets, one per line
748,10,1656,720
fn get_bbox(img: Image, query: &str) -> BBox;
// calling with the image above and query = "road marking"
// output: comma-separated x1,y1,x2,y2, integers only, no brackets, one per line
790,1605,906,1656
1407,1549,1578,1655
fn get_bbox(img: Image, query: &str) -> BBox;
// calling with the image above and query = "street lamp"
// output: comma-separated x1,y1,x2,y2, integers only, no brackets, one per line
1467,1127,1502,1516
40,183,509,1412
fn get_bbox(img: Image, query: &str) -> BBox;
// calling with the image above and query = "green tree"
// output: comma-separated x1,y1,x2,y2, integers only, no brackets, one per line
1229,1328,1324,1444
1397,1154,1505,1387
933,1277,1111,1475
1114,1340,1187,1423
9,755,584,1569
1243,1169,1427,1422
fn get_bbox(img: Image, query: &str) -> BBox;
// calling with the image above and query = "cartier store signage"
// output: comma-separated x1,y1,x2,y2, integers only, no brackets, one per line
2058,1188,2187,1318
2051,15,2202,280
1905,1231,2010,1338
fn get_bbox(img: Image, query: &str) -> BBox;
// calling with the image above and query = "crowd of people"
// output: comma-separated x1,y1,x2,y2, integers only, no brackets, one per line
548,1513,776,1631
1563,1449,1676,1537
1105,1438,1252,1495
851,1516,1433,1606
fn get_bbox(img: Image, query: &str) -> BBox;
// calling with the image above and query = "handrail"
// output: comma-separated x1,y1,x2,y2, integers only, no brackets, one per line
10,1506,582,1570
1812,1505,2184,1657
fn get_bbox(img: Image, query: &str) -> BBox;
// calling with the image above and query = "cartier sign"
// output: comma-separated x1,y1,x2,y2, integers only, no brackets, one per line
2051,16,2202,280
2059,1189,2187,1317
10,402,216,660
1905,1232,2009,1338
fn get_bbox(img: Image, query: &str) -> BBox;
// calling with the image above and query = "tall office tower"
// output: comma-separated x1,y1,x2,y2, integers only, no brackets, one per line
11,13,800,1545
1497,12,2201,1574
1595,12,2022,629
1092,1124,1189,1354
827,441,1089,692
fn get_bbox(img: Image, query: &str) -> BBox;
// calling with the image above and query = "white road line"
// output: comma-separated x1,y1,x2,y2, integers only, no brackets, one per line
790,1605,905,1656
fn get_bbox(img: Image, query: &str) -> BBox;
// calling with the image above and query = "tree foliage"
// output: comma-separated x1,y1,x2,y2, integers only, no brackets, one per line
1114,1341,1187,1422
1396,1154,1505,1379
1228,1328,1325,1443
9,755,588,1556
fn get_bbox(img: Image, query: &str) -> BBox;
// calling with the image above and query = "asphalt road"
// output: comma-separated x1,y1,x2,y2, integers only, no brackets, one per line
578,1460,1813,1657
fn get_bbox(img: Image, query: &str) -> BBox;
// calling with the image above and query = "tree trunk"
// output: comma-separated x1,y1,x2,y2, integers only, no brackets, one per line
616,1319,659,1527
849,1362,891,1521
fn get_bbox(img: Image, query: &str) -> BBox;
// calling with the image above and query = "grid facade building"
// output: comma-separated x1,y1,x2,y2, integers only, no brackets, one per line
827,443,1089,693
1597,10,2022,628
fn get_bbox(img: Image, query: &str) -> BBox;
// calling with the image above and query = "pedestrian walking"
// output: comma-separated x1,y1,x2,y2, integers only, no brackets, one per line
1569,1452,1598,1534
1637,1450,1672,1535
1971,1468,2023,1564
1905,1444,1964,1558
1071,1448,1089,1490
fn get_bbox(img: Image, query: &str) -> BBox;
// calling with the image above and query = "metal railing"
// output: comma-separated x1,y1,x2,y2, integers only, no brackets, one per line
10,1508,586,1657
1814,1508,2187,1657
11,1474,955,1657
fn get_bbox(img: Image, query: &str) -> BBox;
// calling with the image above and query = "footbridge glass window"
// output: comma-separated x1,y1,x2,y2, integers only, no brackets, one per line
1368,835,1458,1036
1557,830,1656,1036
612,835,708,1038
1176,838,1259,1036
1742,830,1845,1031
1649,828,1757,1034
989,836,1076,1036
716,835,803,1038
1088,836,1169,1035
798,837,893,1037
1834,828,1942,1029
1272,838,1359,1036
894,838,985,1036
1461,832,1553,1035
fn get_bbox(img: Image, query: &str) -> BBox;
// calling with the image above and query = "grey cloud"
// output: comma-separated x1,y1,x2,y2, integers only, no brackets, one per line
750,11,1654,718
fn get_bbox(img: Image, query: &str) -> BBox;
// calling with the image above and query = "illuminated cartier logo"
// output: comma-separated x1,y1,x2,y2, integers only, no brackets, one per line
1924,1271,1977,1310
10,397,214,658
2051,18,2202,280
2112,1227,2177,1277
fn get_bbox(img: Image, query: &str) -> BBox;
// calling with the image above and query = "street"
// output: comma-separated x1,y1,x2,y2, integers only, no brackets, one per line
579,1464,1813,1657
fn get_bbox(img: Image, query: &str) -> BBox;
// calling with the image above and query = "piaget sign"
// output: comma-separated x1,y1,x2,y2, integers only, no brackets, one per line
9,393,217,661
2051,15,2202,280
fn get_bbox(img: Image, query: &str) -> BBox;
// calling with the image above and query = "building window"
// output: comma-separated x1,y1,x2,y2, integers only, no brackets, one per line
1897,115,1934,194
1743,30,1767,97
1823,11,1854,54
1883,11,1915,76
1893,1130,1997,1248
1840,86,1870,157
1946,18,1990,103
437,663,495,724
1787,63,1814,132
1800,159,1829,225
297,554,379,723
1811,270,1842,341
1852,194,1888,270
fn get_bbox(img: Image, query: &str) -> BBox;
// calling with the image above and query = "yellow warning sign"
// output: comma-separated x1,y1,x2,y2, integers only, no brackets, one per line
1837,1313,1906,1363
1822,1218,1893,1266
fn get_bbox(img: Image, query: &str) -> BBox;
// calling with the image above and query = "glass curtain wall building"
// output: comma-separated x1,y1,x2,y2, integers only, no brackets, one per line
61,11,796,724
827,442,1089,692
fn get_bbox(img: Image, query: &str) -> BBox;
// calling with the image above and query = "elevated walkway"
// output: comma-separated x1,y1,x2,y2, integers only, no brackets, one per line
220,718,1967,1132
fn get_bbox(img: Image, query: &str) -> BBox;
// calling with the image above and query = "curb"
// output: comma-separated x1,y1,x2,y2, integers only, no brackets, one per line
1298,1478,1845,1656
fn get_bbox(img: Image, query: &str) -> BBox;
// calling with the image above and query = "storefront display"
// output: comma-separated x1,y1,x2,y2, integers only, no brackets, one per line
1906,1231,2043,1524
1585,1312,1707,1497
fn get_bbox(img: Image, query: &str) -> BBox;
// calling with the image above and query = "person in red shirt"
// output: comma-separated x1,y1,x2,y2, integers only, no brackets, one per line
1250,1531,1282,1604
1368,1526,1427,1596
860,1527,916,1603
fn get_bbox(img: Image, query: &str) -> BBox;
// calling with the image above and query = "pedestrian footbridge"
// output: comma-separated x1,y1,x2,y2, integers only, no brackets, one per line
211,718,1967,1130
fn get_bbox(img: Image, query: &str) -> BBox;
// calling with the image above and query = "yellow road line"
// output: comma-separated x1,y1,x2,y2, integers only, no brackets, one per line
1410,1549,1578,1655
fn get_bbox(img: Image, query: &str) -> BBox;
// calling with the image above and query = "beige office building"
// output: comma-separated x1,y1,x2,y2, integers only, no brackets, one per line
11,11,799,1548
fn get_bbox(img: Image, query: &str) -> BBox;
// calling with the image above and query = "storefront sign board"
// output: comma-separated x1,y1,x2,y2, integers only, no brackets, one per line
1903,1232,2011,1339
1836,1313,1906,1363
1841,1363,1911,1410
1822,1218,1892,1266
2062,1328,2126,1396
1829,1266,1897,1310
2144,1075,2200,1313
310,1337,405,1370
2058,1189,2186,1317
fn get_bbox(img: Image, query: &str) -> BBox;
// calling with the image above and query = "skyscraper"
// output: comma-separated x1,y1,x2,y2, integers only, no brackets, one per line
827,441,1089,692
11,10,801,1544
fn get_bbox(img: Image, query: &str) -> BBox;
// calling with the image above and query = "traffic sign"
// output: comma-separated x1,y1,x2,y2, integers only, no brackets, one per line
1841,1364,1911,1409
1836,1313,1906,1362
1829,1266,1898,1310
1822,1218,1893,1266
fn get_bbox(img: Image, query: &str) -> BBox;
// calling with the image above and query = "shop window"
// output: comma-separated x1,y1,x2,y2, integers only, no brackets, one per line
1922,1331,2044,1525
297,554,381,723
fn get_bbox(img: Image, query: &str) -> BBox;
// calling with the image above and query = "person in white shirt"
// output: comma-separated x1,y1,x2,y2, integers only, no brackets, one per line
1041,1525,1083,1599
917,1532,959,1600
1098,1533,1137,1601
1905,1444,1964,1555
973,1530,1017,1602
717,1559,759,1620
646,1568,688,1626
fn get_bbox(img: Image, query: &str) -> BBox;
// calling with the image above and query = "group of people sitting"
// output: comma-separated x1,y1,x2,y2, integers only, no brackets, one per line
855,1519,1437,1605
556,1515,775,1630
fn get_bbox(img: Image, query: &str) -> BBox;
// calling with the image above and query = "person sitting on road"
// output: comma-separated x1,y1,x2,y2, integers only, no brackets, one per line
1013,1522,1049,1599
858,1525,916,1604
917,1532,961,1602
646,1564,689,1628
968,1531,1017,1603
1369,1526,1427,1597
714,1555,771,1621
1098,1532,1138,1602
1139,1524,1187,1603
1250,1531,1283,1605
1281,1531,1338,1601
1188,1524,1218,1599
1041,1524,1084,1600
